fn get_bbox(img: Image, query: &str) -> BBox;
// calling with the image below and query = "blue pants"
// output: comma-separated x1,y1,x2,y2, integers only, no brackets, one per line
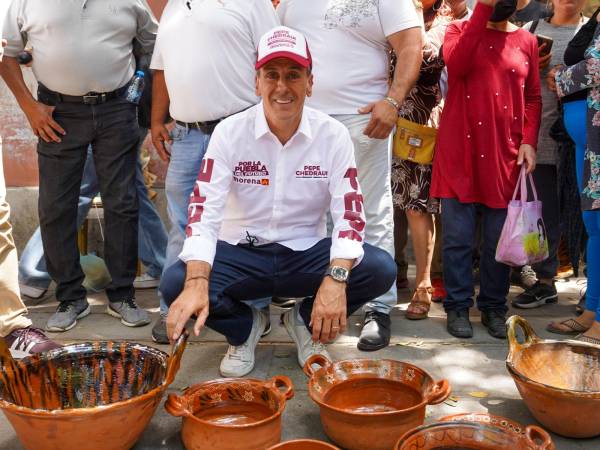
160,238,397,345
441,198,509,313
564,100,600,321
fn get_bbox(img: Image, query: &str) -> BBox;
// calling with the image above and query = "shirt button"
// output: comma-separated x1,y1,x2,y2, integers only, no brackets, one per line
504,106,508,110
514,116,517,120
478,121,482,126
489,46,493,49
512,69,516,72
495,92,499,96
467,134,471,138
481,154,485,158
467,95,470,99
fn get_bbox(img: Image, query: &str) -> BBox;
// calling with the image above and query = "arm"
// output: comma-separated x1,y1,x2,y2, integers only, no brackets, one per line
518,38,542,174
554,26,600,98
150,70,172,161
134,0,159,57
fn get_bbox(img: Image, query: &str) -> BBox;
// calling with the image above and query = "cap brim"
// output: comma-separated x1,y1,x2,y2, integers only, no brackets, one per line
255,51,311,70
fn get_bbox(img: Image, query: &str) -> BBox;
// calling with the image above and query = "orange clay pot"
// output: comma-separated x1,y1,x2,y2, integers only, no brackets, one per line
303,355,451,450
0,331,188,450
165,375,294,450
267,439,340,450
506,315,600,438
394,419,554,450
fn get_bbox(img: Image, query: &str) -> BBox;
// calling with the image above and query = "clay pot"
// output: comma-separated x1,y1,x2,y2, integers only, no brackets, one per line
303,355,451,450
394,419,554,450
0,332,188,450
267,439,340,450
506,315,600,438
165,375,294,450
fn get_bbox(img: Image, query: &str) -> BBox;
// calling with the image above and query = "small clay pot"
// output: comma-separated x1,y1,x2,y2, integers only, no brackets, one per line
303,355,451,450
165,375,294,450
0,332,188,450
506,315,600,438
267,439,340,450
394,420,554,450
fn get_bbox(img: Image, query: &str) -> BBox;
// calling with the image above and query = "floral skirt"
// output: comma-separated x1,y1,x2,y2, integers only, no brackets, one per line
391,157,440,214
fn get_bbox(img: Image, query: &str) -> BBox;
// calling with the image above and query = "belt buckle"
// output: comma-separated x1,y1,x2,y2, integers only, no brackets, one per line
83,94,99,105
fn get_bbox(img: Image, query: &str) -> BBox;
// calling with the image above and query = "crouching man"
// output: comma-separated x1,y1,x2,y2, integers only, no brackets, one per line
161,27,396,377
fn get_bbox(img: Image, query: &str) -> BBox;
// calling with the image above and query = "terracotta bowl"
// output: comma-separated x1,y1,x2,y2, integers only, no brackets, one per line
506,315,600,438
0,332,188,450
394,420,554,450
267,439,340,449
303,355,451,450
165,375,294,450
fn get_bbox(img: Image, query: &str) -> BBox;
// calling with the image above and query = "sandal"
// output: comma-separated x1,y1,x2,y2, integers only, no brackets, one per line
406,287,432,320
572,333,600,347
546,318,589,335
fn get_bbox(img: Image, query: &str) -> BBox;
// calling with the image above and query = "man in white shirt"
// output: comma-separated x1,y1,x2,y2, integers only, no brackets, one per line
149,0,279,343
162,27,396,377
278,0,423,351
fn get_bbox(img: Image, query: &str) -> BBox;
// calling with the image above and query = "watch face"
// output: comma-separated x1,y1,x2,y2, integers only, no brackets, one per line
331,266,348,281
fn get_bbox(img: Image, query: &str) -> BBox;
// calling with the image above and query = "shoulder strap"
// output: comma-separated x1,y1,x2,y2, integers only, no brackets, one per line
529,19,540,34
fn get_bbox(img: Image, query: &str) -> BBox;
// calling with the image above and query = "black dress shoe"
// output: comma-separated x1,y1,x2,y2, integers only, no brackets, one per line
446,309,473,338
357,311,391,351
481,309,507,339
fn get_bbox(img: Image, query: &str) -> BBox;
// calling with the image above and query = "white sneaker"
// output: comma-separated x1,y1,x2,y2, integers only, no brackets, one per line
133,273,160,289
19,284,47,299
219,308,265,377
282,302,331,368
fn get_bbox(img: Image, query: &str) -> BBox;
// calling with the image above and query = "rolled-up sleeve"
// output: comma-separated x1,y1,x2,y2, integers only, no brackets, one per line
135,0,158,56
2,0,26,57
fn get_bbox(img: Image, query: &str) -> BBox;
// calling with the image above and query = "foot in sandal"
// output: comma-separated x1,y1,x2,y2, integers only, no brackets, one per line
546,310,595,335
406,286,432,320
573,321,600,345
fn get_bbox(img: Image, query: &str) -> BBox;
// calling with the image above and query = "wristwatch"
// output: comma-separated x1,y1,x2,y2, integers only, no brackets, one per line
325,265,350,283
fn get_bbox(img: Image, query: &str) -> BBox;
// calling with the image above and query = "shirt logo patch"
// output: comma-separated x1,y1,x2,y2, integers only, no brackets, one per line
296,165,328,178
233,160,270,185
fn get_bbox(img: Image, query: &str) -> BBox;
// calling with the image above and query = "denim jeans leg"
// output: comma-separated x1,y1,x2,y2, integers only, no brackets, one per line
477,205,509,313
441,198,477,312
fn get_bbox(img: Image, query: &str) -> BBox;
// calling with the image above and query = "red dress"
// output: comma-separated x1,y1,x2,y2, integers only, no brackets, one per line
431,3,542,209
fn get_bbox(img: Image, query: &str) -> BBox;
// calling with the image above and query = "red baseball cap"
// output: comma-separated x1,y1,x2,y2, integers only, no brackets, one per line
255,26,312,70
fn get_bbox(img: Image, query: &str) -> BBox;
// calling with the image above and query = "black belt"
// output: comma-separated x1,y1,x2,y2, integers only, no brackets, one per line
38,83,127,105
176,119,222,134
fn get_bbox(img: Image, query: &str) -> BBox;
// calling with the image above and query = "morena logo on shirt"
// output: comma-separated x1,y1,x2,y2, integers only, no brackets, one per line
233,160,270,186
296,165,328,178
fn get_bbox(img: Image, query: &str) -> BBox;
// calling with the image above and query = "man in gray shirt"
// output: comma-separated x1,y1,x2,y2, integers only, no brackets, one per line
0,0,158,331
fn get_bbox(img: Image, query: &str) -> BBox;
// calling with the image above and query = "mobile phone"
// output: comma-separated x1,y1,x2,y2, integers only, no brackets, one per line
537,34,554,57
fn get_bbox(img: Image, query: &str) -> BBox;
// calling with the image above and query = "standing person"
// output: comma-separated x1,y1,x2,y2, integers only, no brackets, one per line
0,0,158,331
431,0,542,339
162,26,396,376
512,0,551,27
512,0,589,309
278,0,422,351
149,0,279,343
547,9,600,343
0,38,59,358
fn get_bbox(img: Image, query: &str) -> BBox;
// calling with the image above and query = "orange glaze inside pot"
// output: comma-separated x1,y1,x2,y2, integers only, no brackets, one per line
193,400,275,425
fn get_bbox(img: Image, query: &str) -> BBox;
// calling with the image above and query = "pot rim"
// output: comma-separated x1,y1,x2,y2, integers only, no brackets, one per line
176,377,291,429
0,341,170,416
306,358,436,417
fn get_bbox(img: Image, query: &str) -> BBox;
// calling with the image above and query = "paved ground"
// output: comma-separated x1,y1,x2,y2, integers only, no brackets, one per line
1,271,597,450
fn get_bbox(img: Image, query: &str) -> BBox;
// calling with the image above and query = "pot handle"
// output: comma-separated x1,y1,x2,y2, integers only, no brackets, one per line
164,329,189,387
506,315,539,356
303,354,332,377
425,379,451,405
164,393,191,418
268,375,295,400
525,425,554,450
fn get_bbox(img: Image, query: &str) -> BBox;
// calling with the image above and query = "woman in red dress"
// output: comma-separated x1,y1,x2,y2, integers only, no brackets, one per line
431,0,542,339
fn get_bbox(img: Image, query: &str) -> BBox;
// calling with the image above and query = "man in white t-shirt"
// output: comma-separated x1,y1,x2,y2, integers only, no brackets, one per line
161,27,396,377
149,0,279,343
278,0,422,350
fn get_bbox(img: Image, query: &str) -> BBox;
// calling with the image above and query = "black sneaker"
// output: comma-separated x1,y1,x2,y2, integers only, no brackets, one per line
481,309,507,339
512,282,558,309
446,309,473,338
151,314,169,344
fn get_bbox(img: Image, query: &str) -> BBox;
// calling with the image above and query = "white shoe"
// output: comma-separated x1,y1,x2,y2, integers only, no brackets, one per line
219,308,265,377
19,284,47,299
282,302,331,368
133,273,160,289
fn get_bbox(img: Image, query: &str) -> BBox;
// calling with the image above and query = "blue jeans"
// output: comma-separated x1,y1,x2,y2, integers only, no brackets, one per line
564,100,600,321
19,133,167,291
441,198,509,313
159,239,397,345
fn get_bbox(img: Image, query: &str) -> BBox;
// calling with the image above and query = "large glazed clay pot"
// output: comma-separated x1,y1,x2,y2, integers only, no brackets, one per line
394,420,554,450
303,355,450,450
268,439,340,450
0,332,188,450
506,315,600,438
165,375,294,450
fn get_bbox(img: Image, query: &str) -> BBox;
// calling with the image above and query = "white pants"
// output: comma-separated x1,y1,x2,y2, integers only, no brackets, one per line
332,114,396,314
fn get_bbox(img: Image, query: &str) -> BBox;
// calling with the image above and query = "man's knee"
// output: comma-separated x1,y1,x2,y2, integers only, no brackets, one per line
159,260,187,306
360,244,397,293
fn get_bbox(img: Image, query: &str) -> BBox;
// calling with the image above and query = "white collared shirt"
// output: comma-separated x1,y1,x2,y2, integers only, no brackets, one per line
179,102,366,266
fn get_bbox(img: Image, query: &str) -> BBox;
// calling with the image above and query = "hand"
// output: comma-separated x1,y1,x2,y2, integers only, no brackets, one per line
151,123,172,162
545,65,562,93
1,39,6,48
166,283,209,343
538,45,551,70
23,100,66,143
517,143,536,174
359,99,398,139
310,277,348,343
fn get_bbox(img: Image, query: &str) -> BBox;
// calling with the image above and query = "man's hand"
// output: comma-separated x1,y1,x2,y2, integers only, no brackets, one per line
359,99,398,139
310,277,348,344
151,123,172,161
166,282,209,343
538,44,551,70
517,143,536,174
23,100,65,143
